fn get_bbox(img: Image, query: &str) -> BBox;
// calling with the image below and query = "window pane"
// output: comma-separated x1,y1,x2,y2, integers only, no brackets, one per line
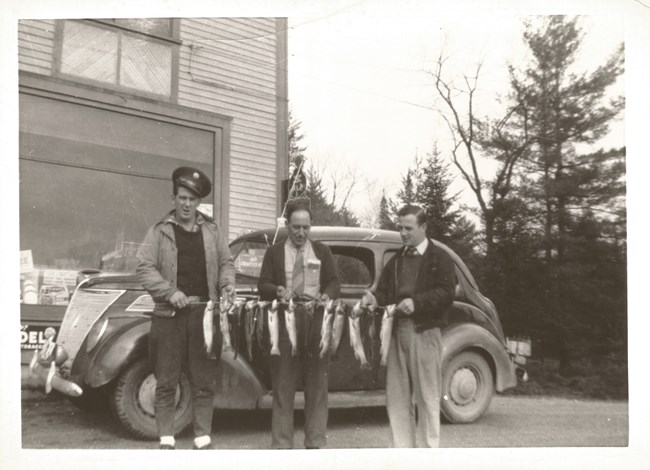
333,251,373,286
20,160,172,304
114,18,173,38
120,34,172,95
61,21,118,84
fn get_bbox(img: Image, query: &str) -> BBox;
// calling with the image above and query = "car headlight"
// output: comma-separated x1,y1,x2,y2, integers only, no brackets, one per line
86,318,109,352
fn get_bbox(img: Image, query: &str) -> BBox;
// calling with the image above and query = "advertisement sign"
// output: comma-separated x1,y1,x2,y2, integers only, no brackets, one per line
20,250,34,274
21,324,59,350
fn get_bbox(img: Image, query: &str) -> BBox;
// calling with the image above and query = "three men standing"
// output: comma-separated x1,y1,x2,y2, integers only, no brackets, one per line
363,205,456,447
137,167,235,450
257,201,340,449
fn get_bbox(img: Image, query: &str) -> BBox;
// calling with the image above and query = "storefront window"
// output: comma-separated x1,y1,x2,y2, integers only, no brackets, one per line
19,92,216,306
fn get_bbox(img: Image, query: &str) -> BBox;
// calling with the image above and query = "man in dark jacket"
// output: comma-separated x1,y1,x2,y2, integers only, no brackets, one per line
257,201,340,449
363,204,456,447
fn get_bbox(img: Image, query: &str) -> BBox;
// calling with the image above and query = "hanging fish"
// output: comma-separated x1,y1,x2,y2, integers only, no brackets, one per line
303,300,316,351
285,298,298,356
219,298,233,352
230,300,244,360
244,299,257,361
319,299,336,358
203,300,215,356
268,299,280,356
348,302,369,368
380,304,396,366
255,301,268,350
329,300,347,356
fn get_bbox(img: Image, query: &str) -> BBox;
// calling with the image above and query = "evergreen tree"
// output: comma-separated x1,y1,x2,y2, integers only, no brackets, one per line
508,16,624,261
377,191,396,230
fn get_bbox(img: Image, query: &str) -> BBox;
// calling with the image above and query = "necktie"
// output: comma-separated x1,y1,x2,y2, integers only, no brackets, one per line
293,249,305,295
405,246,418,257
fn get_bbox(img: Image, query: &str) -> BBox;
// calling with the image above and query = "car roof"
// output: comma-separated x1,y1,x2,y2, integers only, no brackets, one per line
234,226,404,244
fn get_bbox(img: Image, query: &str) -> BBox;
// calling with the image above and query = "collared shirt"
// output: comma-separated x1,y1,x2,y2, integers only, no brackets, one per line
164,211,206,232
404,238,429,256
284,239,319,298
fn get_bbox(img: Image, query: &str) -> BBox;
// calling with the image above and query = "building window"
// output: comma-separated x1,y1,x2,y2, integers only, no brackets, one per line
57,19,177,98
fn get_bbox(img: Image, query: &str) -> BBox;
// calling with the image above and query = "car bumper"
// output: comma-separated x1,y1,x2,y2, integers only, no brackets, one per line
29,351,83,397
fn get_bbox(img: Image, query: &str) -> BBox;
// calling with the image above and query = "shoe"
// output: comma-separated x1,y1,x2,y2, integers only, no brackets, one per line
193,443,212,450
159,444,175,450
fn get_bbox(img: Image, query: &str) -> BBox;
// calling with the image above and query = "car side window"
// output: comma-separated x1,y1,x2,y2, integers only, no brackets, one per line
330,246,374,287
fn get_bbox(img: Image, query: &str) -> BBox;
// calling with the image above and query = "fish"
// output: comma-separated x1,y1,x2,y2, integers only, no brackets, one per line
219,298,233,352
348,302,369,368
303,300,316,351
230,300,244,360
319,299,336,358
255,301,268,350
268,299,280,356
329,299,347,356
285,298,298,356
380,304,396,366
244,299,257,361
202,300,215,356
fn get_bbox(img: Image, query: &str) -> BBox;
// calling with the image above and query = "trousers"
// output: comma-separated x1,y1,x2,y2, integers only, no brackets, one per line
149,303,220,437
385,319,442,447
269,304,329,449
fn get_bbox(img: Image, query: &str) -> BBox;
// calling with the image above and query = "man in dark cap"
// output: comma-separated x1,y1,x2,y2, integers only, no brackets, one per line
136,166,235,450
257,199,340,449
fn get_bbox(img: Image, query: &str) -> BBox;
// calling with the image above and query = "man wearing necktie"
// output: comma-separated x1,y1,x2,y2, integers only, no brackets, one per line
257,200,340,449
363,204,457,447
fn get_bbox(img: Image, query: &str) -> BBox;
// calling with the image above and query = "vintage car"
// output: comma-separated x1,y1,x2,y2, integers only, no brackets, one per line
30,227,523,440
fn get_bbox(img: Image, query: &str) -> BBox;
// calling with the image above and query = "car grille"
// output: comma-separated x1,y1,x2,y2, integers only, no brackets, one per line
57,288,126,368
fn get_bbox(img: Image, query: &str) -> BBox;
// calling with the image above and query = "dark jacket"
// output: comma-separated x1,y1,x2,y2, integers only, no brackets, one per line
257,239,340,301
375,239,456,332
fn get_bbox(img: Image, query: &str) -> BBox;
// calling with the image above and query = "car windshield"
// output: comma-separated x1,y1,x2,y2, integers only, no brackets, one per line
229,239,269,280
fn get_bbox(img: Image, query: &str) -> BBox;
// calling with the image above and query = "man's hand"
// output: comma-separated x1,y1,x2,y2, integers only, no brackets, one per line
396,298,415,316
361,290,377,309
169,290,189,309
320,293,331,303
276,286,290,301
221,285,236,304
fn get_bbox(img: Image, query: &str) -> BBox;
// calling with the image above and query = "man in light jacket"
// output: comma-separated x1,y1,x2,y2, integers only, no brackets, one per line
137,166,235,450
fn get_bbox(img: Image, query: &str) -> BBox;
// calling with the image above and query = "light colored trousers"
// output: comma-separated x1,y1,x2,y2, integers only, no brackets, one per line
386,319,442,447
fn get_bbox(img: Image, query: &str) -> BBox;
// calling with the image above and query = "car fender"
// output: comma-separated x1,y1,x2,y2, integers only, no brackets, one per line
441,322,516,391
214,350,267,409
85,319,267,408
85,318,150,387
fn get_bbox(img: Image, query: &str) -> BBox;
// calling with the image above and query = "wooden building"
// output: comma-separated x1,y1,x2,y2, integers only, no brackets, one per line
18,18,288,345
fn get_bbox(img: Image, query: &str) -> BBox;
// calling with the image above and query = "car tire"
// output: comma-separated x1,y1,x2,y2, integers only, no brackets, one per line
109,357,192,440
441,350,494,423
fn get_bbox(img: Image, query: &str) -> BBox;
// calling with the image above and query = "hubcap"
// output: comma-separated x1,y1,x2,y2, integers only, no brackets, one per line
137,374,181,417
449,367,478,405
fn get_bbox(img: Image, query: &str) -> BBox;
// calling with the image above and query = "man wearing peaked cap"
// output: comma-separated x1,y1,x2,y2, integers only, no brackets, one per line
136,166,235,450
172,166,212,199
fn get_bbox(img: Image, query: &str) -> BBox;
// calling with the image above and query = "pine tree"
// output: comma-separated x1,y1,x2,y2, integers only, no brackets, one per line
509,16,624,261
417,145,459,242
377,191,396,230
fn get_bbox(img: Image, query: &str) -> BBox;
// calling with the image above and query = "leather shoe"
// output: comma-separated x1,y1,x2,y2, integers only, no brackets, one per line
159,444,175,450
193,443,212,450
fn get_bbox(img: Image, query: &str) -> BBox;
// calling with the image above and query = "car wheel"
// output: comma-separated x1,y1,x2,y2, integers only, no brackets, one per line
441,351,494,423
109,357,192,440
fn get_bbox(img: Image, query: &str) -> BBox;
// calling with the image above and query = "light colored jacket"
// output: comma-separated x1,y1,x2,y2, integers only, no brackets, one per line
136,210,235,303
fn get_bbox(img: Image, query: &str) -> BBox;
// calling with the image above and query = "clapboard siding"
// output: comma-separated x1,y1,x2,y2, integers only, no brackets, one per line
178,17,281,237
18,20,56,75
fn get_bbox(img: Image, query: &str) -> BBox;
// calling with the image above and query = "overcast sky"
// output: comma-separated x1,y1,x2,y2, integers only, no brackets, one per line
288,6,626,224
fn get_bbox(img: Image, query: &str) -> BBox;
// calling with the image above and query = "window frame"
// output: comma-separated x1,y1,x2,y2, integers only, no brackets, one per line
53,19,180,102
